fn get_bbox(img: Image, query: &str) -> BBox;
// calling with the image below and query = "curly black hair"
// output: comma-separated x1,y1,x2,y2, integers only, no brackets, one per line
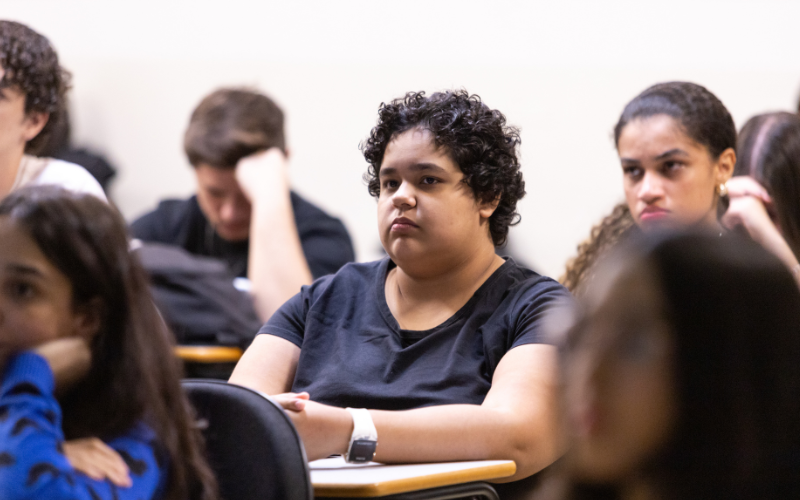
361,90,525,247
0,20,71,155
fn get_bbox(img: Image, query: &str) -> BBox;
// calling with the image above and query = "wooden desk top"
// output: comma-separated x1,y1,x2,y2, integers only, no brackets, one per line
310,457,516,498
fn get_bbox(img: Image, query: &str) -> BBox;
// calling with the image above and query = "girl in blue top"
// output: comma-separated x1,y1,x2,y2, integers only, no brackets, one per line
0,186,217,499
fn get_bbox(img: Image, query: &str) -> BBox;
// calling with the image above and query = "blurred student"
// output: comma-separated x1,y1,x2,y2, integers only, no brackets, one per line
722,111,800,286
556,232,800,499
230,90,570,488
562,82,735,294
0,21,105,201
131,89,355,320
0,186,216,499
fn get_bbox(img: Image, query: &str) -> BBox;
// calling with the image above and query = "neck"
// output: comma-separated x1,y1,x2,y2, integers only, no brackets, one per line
386,243,504,330
0,147,25,198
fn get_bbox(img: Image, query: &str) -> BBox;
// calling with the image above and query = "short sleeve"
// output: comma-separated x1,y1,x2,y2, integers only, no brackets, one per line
32,160,108,202
258,274,335,347
509,279,573,348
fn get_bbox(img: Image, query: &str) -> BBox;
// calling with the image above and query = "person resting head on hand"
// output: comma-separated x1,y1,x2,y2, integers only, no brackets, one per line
550,231,800,500
229,89,572,486
722,111,800,286
562,81,737,295
0,186,217,500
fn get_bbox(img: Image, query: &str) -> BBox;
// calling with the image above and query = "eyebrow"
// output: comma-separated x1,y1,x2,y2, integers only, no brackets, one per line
379,163,447,177
620,148,690,164
5,263,45,278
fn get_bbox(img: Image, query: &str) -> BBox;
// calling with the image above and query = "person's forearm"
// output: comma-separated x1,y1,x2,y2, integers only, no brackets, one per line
368,403,560,482
248,191,313,321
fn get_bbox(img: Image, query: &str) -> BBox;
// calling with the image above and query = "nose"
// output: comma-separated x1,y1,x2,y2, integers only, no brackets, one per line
638,171,664,203
391,181,416,211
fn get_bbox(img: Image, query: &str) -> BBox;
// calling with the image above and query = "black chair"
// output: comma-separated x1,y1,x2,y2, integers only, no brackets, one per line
182,379,313,500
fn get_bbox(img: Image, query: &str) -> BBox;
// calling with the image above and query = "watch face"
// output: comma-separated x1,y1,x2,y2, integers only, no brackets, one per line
348,439,377,463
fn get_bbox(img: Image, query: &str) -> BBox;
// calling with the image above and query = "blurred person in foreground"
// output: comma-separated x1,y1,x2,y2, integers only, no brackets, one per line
547,231,800,499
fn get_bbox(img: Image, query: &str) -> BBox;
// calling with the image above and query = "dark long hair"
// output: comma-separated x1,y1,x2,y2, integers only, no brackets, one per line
563,232,800,499
0,186,217,500
735,111,800,260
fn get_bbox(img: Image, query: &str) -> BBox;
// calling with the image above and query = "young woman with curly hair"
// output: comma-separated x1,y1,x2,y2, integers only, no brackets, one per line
230,90,571,485
562,82,736,295
0,20,105,201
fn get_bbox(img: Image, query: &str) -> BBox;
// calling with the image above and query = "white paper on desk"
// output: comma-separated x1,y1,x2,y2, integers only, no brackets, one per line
309,456,514,485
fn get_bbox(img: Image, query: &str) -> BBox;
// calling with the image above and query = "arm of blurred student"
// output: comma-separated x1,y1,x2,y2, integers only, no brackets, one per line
723,177,800,284
236,149,313,321
0,352,164,500
276,344,562,482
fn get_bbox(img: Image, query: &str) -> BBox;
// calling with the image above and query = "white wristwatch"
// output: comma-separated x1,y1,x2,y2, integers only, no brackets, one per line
345,408,377,463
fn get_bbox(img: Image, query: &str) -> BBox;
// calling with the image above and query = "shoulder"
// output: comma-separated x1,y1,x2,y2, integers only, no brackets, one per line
303,259,384,299
499,259,571,299
31,157,107,201
130,196,203,243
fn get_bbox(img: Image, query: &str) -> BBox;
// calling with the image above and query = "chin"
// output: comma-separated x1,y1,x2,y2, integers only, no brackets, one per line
216,228,250,242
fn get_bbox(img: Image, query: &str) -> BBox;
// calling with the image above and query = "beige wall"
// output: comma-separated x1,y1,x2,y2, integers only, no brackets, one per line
4,0,800,278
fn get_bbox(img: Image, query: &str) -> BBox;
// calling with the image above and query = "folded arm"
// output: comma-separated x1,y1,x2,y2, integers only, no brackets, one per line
230,337,562,481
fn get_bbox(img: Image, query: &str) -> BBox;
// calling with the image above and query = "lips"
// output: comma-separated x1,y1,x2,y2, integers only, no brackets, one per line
638,206,670,223
390,217,419,232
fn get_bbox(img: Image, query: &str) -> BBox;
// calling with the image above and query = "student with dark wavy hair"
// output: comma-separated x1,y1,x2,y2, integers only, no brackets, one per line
231,90,570,484
0,20,105,201
722,112,800,286
0,187,218,500
553,232,800,500
562,82,736,294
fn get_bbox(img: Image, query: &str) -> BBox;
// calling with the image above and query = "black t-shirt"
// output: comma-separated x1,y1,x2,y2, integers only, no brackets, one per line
261,257,571,411
130,192,355,279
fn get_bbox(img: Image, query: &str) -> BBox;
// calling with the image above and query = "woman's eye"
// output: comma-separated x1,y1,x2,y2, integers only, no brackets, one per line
421,177,439,186
623,166,642,178
382,179,399,190
6,281,36,301
662,161,684,174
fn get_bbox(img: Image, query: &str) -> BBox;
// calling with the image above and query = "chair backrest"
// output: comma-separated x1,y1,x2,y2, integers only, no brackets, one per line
182,379,313,500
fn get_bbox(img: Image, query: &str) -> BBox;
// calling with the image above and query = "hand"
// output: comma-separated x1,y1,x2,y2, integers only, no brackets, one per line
273,391,310,412
235,148,290,202
722,177,799,271
33,337,91,395
63,438,132,487
275,396,353,461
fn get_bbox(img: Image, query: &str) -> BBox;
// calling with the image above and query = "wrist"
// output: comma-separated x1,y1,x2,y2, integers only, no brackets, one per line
344,408,378,463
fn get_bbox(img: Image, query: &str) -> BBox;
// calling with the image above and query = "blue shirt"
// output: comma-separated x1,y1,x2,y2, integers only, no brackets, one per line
0,353,167,500
261,258,571,410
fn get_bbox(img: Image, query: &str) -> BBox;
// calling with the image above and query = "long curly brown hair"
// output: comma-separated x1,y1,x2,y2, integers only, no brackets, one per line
0,20,71,155
560,203,637,296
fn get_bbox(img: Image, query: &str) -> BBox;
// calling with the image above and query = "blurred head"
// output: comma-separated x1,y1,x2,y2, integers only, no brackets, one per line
735,112,800,259
184,88,286,241
614,82,736,231
0,20,70,157
562,232,800,498
361,90,524,271
0,186,217,500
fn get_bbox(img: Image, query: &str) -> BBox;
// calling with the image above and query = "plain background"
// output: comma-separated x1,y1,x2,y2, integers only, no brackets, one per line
4,0,800,278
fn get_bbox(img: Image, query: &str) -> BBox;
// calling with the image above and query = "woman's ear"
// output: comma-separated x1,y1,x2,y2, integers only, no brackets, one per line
716,147,736,184
478,194,501,220
73,297,104,341
22,111,49,142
